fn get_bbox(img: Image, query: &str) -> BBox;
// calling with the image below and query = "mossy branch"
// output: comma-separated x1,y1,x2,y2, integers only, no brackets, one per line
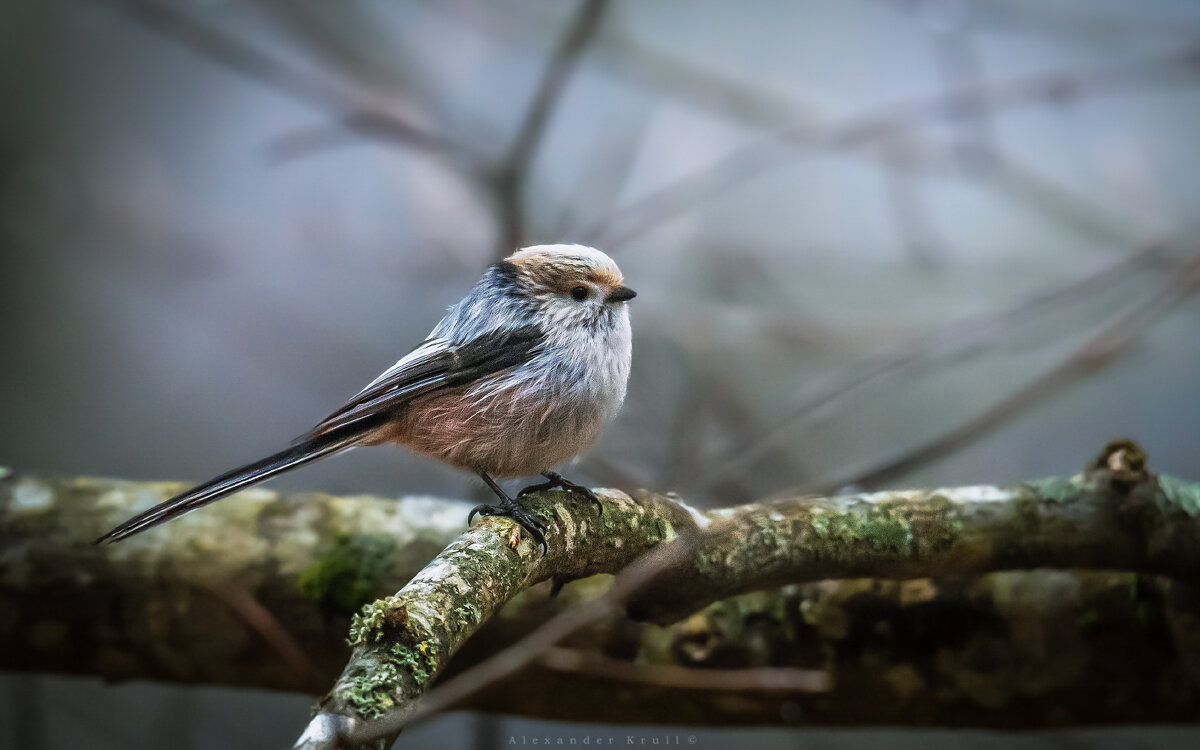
0,468,466,692
294,442,1200,748
3,441,1200,744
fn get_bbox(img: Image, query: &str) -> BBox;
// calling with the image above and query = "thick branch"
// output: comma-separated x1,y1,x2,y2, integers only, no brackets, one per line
0,468,466,691
294,443,1200,746
3,445,1200,739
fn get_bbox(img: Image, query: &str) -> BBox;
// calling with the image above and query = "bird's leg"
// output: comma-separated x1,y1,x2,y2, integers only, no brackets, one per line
468,471,547,553
518,471,602,516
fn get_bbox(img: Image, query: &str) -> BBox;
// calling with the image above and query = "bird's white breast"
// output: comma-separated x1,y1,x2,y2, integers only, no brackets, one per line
450,307,631,476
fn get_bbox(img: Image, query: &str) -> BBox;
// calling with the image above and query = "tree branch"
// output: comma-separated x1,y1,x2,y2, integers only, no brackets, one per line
0,469,465,692
4,441,1200,744
793,250,1200,495
491,0,608,256
93,0,482,168
697,241,1182,486
585,43,1200,250
290,438,1200,747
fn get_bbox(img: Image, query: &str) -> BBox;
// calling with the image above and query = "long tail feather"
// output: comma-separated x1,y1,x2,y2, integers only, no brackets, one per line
96,428,366,544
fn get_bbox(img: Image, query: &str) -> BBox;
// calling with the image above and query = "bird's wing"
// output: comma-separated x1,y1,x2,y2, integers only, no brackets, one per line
305,325,547,437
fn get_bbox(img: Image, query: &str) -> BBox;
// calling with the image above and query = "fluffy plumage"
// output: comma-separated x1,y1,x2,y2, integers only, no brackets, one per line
97,244,634,547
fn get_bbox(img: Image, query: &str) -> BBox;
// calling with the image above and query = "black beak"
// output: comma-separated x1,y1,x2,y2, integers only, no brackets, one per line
606,285,637,303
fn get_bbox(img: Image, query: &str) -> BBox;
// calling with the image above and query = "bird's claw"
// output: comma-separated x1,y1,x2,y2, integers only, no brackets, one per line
518,472,603,516
468,500,548,554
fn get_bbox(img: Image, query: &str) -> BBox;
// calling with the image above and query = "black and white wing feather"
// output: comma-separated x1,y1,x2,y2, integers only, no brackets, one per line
306,326,546,436
97,324,546,544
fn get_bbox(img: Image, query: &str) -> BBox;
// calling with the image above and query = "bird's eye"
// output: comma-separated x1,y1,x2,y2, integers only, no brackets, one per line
570,285,590,301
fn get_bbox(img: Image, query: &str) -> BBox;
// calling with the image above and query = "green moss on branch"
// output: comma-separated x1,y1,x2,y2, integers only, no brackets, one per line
299,452,1200,747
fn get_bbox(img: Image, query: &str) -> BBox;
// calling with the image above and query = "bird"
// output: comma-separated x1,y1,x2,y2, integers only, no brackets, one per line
96,244,635,552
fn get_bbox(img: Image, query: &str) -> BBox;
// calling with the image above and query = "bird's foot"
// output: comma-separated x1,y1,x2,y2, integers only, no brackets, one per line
518,471,603,516
468,498,547,554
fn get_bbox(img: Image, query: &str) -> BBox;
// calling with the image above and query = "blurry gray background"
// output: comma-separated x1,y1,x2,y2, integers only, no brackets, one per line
2,0,1200,748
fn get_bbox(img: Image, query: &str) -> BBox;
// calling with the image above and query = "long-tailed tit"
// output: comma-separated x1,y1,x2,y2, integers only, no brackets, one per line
97,244,635,551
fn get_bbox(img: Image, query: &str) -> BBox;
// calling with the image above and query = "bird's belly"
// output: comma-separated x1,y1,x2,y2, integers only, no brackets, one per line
384,382,612,478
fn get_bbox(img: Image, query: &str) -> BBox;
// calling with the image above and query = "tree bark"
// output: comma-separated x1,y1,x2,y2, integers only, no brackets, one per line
2,441,1199,743
0,467,465,693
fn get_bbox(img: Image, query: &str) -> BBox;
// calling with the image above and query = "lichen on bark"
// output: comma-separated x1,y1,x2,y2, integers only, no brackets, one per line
313,488,688,738
295,448,1200,748
4,442,1200,745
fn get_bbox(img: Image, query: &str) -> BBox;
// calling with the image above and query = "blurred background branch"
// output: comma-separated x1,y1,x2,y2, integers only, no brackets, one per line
94,0,483,168
489,0,608,257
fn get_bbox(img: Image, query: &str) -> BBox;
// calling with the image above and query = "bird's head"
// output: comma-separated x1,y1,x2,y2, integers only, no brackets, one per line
500,244,635,330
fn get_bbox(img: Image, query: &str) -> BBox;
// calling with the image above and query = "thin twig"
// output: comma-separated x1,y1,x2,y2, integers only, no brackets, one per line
883,0,988,266
881,137,948,266
699,241,1174,485
249,0,439,114
421,0,818,133
944,0,1200,45
585,45,1200,250
917,0,996,158
800,251,1200,495
977,150,1138,246
491,0,608,256
197,579,325,687
92,0,479,167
